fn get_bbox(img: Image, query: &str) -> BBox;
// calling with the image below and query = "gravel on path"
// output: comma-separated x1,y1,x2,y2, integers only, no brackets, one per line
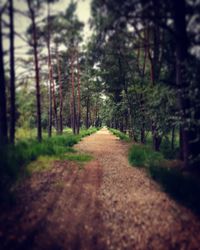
75,127,200,250
1,127,200,250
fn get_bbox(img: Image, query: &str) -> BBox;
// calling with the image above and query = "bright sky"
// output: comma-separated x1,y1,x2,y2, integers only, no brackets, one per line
3,0,92,72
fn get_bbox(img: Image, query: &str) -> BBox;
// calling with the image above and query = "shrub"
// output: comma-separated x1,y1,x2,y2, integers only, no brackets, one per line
128,144,164,167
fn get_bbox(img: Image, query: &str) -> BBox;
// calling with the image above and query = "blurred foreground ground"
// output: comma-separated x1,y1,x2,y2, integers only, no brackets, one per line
1,128,200,250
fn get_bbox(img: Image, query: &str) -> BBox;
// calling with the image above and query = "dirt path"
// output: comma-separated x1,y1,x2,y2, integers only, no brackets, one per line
75,128,200,249
1,128,200,249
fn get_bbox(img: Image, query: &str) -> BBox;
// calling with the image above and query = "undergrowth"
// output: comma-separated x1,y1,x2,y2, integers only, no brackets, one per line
0,127,98,204
63,153,93,162
109,127,179,159
128,144,200,216
26,156,57,175
109,128,131,142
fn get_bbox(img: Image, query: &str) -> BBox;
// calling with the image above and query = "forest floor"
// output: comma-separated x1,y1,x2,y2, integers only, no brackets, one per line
1,128,200,250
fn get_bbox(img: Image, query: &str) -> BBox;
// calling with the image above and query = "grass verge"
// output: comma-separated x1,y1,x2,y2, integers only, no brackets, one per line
63,153,93,163
108,128,131,142
26,156,58,175
0,127,98,204
128,144,200,216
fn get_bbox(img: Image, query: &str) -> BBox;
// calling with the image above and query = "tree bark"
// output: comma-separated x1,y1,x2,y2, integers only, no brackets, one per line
70,52,77,134
27,0,42,142
171,126,175,151
86,96,90,129
56,45,63,134
173,0,192,167
52,79,58,132
47,1,52,137
9,0,16,144
48,75,52,137
77,51,81,134
0,14,8,145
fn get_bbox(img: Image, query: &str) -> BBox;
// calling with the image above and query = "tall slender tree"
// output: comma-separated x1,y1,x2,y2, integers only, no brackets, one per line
77,50,81,134
0,9,8,145
70,49,77,134
47,1,53,137
9,0,16,144
56,44,63,134
27,0,42,142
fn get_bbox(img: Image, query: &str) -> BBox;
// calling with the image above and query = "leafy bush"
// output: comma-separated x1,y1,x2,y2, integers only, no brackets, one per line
128,144,164,167
146,133,179,160
160,136,179,159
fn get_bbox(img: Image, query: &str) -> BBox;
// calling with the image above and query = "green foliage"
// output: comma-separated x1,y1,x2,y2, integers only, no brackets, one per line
0,128,97,204
79,127,99,137
160,136,179,160
26,156,57,175
109,128,131,142
63,153,93,162
129,144,200,216
145,132,180,160
128,144,164,167
15,128,37,140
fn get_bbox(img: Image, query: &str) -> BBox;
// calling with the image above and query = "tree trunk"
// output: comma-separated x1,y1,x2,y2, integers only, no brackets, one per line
141,127,145,144
0,15,8,145
27,0,42,142
86,96,90,129
77,52,81,134
154,136,162,151
152,122,162,151
70,52,77,134
171,126,175,151
48,77,52,137
179,126,184,160
173,0,195,167
140,95,145,144
47,2,52,137
56,44,63,134
9,0,16,144
52,79,58,132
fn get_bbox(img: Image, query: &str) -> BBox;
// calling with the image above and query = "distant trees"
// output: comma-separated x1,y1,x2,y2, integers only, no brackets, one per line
2,0,198,170
0,0,87,146
24,0,84,137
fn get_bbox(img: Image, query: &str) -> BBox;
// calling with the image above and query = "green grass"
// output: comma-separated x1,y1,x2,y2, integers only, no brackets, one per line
128,144,200,217
109,128,131,142
63,153,93,162
0,127,98,204
26,155,58,174
128,144,164,167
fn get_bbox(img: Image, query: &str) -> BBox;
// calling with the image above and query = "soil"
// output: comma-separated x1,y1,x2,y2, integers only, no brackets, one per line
0,127,200,250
